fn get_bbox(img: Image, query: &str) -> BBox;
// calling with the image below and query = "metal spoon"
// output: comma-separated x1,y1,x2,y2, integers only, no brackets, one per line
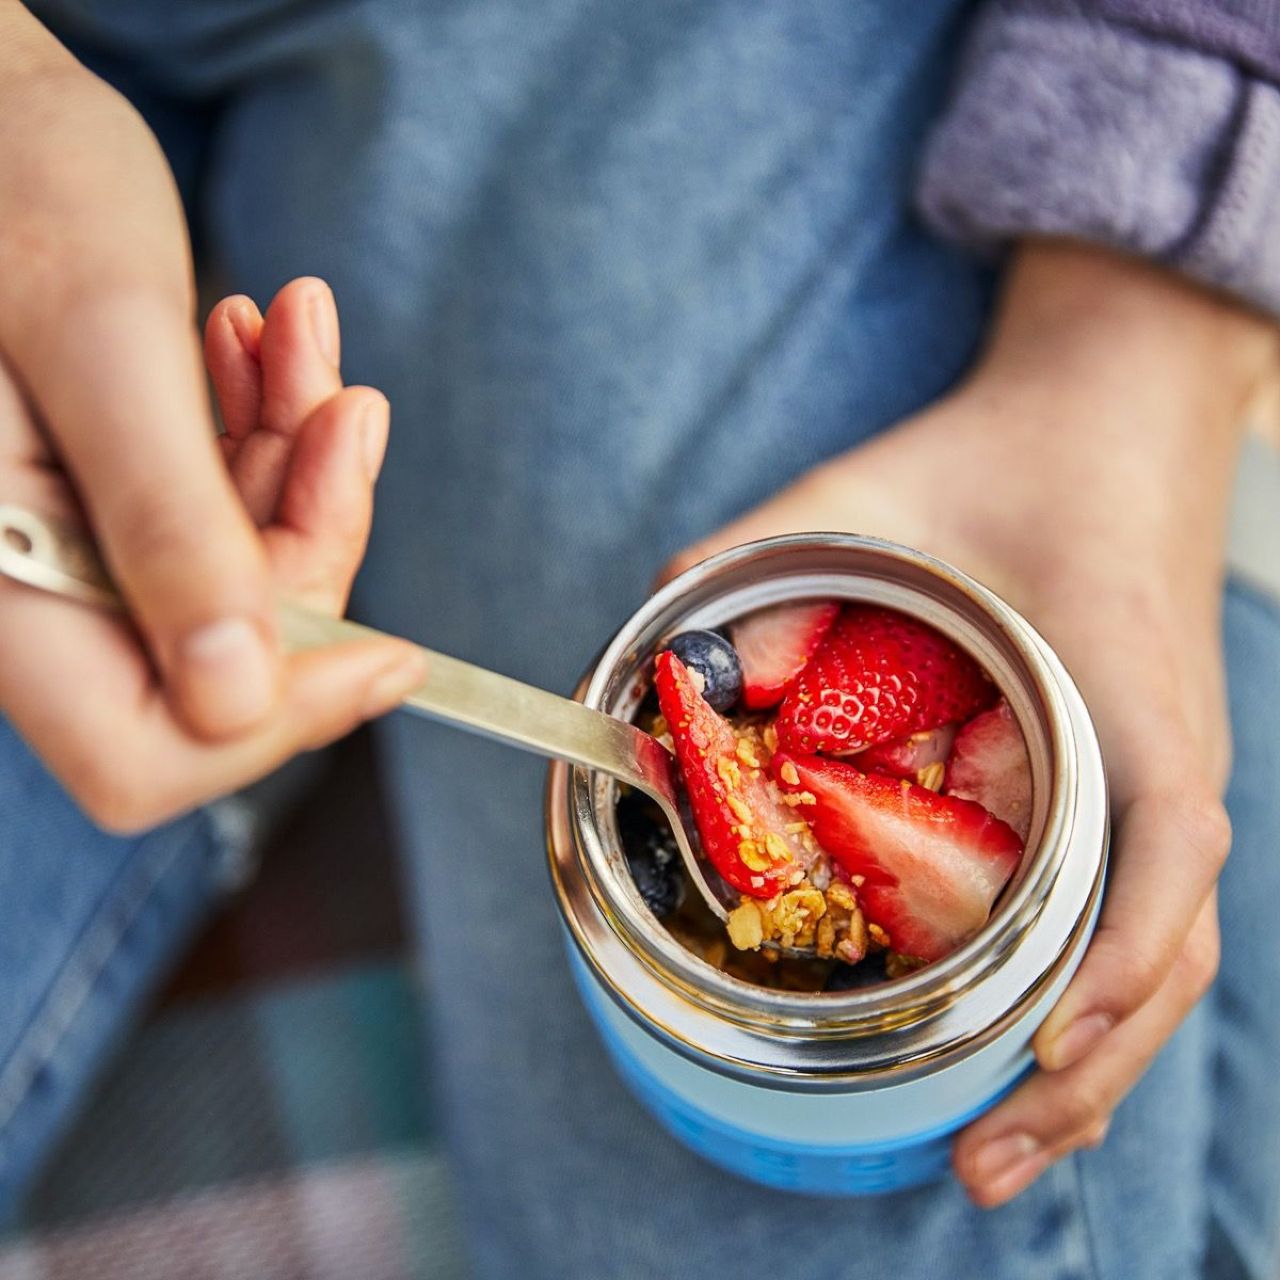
0,502,768,935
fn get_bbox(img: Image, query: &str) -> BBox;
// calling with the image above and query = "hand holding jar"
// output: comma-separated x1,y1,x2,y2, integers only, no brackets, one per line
661,240,1280,1206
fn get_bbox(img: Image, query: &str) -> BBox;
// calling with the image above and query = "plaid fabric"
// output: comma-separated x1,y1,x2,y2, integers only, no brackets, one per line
0,1151,465,1280
1,733,470,1280
2,964,467,1280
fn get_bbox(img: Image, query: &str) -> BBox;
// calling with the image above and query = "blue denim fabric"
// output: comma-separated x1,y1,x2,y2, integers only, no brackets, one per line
0,723,244,1224
13,1,1280,1275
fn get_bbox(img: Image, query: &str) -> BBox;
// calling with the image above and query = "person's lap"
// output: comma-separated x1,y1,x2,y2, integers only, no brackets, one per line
11,1,1280,1274
0,727,246,1222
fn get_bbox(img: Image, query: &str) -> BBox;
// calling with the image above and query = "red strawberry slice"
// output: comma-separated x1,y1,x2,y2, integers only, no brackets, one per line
730,600,840,709
776,606,994,756
653,651,810,899
854,723,958,786
946,699,1033,841
772,752,1022,961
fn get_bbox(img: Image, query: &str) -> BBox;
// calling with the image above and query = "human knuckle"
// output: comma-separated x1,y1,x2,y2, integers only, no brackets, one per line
1099,939,1169,1011
72,754,163,833
1177,926,1221,1000
1170,790,1233,872
86,798,157,836
1059,1082,1107,1134
329,502,372,550
1123,943,1170,997
289,569,348,618
1078,1119,1111,1150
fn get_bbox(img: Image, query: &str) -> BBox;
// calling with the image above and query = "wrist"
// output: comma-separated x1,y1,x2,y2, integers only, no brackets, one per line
895,242,1279,588
976,239,1278,435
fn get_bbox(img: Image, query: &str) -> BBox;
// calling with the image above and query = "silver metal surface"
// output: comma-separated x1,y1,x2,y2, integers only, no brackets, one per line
546,533,1110,1088
0,502,737,923
0,504,122,610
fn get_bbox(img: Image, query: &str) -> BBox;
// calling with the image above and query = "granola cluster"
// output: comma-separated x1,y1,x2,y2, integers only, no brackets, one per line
705,723,881,961
726,879,874,963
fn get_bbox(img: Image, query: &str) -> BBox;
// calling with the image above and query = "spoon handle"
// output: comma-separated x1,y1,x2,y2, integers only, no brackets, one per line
0,503,674,798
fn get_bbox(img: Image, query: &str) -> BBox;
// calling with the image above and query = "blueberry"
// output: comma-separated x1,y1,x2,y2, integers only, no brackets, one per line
617,792,686,919
665,630,743,712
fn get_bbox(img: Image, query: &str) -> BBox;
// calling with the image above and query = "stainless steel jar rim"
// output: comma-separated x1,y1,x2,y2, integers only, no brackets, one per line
548,534,1108,1077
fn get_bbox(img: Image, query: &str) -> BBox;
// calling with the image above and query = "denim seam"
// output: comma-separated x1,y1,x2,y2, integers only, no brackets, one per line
1065,1150,1104,1280
0,814,221,1137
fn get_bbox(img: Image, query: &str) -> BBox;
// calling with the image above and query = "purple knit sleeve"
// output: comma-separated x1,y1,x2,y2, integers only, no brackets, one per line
1101,0,1280,81
917,0,1280,314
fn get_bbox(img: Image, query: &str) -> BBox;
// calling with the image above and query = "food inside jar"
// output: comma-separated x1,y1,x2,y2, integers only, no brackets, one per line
618,600,1033,991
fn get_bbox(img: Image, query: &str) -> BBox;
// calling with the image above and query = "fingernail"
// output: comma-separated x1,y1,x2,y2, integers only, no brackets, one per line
226,303,260,359
361,398,390,481
309,288,340,367
1046,1012,1113,1071
180,617,275,730
362,651,427,718
981,1148,1051,1205
970,1132,1040,1184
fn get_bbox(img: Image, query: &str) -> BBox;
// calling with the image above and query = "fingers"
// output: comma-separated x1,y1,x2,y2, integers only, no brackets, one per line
0,576,425,833
956,899,1220,1206
226,278,343,524
260,277,342,428
1033,782,1230,1070
205,295,264,446
265,386,390,613
2,267,401,830
207,277,387,615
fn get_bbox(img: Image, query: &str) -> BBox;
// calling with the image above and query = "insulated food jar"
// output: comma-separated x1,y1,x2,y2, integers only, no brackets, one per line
546,535,1108,1194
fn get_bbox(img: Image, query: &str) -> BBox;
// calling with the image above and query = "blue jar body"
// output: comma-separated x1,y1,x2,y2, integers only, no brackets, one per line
568,886,1096,1197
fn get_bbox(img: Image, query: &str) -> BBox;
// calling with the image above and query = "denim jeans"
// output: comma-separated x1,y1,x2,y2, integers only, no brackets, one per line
11,1,1280,1275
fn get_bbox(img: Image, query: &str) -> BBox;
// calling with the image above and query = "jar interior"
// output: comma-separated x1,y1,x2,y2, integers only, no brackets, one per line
571,537,1076,1027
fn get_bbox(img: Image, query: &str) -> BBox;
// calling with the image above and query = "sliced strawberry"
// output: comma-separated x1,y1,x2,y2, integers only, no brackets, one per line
653,651,810,899
772,752,1022,961
776,606,994,756
945,699,1033,841
730,600,840,709
853,723,958,787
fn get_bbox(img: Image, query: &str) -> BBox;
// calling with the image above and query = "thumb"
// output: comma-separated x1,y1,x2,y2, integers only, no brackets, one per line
20,291,280,738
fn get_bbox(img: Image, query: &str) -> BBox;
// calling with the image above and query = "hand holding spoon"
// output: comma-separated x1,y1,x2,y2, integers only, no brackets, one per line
0,502,789,943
